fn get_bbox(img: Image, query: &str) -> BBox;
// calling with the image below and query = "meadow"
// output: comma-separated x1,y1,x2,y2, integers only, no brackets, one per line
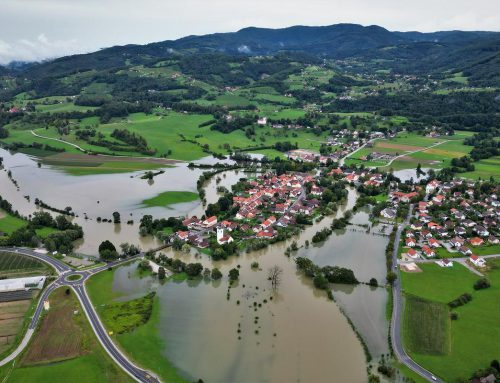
142,191,199,208
400,260,500,381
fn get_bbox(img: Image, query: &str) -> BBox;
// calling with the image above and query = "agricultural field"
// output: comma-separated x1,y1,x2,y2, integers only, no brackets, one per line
401,260,500,382
403,294,450,355
141,191,199,208
460,156,500,181
0,252,51,277
345,131,472,170
0,299,33,357
0,288,132,383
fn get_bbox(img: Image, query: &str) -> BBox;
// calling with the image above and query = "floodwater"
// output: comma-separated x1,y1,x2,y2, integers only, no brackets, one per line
1,148,391,382
0,148,242,254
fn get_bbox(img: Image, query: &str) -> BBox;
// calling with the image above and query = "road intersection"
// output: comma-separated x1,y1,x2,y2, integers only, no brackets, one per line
0,247,160,383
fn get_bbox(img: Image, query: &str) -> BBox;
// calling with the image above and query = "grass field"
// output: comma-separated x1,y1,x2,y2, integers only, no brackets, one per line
1,288,132,383
0,252,50,277
100,292,155,334
142,191,199,208
401,260,500,381
86,267,189,383
403,294,450,355
460,156,500,181
0,212,27,234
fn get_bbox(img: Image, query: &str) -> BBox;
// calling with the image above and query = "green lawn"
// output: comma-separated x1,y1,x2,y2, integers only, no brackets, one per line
401,260,500,381
460,157,500,181
142,191,199,207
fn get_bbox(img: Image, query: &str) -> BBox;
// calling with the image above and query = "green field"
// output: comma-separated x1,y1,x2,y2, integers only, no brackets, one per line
86,268,189,383
0,213,27,234
142,191,199,208
403,294,450,355
401,261,500,381
460,156,500,180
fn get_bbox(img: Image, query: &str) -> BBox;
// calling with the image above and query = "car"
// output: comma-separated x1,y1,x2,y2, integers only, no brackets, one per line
431,376,437,381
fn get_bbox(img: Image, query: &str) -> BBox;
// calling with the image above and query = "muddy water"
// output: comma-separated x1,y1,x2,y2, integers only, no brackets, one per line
1,148,390,381
0,148,242,254
107,188,390,383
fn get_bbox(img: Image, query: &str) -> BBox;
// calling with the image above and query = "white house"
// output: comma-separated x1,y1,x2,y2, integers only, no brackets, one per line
470,255,486,267
436,259,453,268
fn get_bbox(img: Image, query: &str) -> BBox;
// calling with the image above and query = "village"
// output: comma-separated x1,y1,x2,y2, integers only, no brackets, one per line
386,178,500,272
174,172,323,252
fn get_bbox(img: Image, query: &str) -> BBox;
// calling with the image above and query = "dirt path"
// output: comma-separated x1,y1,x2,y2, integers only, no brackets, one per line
31,130,87,152
382,140,450,167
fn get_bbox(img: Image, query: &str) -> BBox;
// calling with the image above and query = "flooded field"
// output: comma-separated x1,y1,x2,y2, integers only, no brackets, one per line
1,147,391,382
0,148,241,254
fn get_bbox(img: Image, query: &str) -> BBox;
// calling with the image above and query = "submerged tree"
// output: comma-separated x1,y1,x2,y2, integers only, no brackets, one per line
268,265,283,289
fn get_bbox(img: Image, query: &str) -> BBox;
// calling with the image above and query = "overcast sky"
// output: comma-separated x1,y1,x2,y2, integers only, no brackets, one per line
1,0,499,64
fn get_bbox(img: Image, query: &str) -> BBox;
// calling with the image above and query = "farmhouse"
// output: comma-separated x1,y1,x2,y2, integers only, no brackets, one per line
469,255,486,267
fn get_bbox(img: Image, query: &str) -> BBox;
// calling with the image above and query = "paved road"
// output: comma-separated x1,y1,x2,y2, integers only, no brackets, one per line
390,206,444,383
0,248,159,382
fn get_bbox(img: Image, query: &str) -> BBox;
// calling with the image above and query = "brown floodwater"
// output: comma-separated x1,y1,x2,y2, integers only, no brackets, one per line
1,148,390,382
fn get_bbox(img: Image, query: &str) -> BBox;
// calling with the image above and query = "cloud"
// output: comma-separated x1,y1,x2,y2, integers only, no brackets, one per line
237,45,252,53
0,34,83,65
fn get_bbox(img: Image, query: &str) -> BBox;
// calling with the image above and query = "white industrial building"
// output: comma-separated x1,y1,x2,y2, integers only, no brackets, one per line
0,276,46,292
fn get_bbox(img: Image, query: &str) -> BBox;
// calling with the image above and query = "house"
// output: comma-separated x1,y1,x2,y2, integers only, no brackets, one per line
203,216,218,228
405,238,416,247
410,222,423,231
261,216,277,230
450,237,465,248
474,225,490,237
256,229,276,239
176,231,189,241
488,235,499,244
407,248,419,259
436,258,453,268
459,246,472,255
426,180,440,194
429,238,441,248
381,208,397,219
469,237,484,246
257,117,268,126
469,255,486,267
217,227,234,245
454,227,467,236
422,245,435,257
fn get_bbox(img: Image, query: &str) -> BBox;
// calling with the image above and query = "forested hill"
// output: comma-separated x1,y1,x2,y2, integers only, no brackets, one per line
3,23,499,83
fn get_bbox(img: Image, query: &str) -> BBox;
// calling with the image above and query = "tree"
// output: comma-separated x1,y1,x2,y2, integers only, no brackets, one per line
369,278,378,287
386,271,397,285
158,266,166,280
112,211,121,224
185,263,203,278
473,278,491,290
99,240,118,261
211,268,222,280
268,265,283,289
228,268,239,282
313,274,329,290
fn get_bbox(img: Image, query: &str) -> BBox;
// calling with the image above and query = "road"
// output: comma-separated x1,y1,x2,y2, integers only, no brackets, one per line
0,248,159,383
390,206,444,383
31,130,87,153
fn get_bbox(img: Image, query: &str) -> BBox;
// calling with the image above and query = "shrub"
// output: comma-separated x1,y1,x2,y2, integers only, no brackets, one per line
474,278,491,290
